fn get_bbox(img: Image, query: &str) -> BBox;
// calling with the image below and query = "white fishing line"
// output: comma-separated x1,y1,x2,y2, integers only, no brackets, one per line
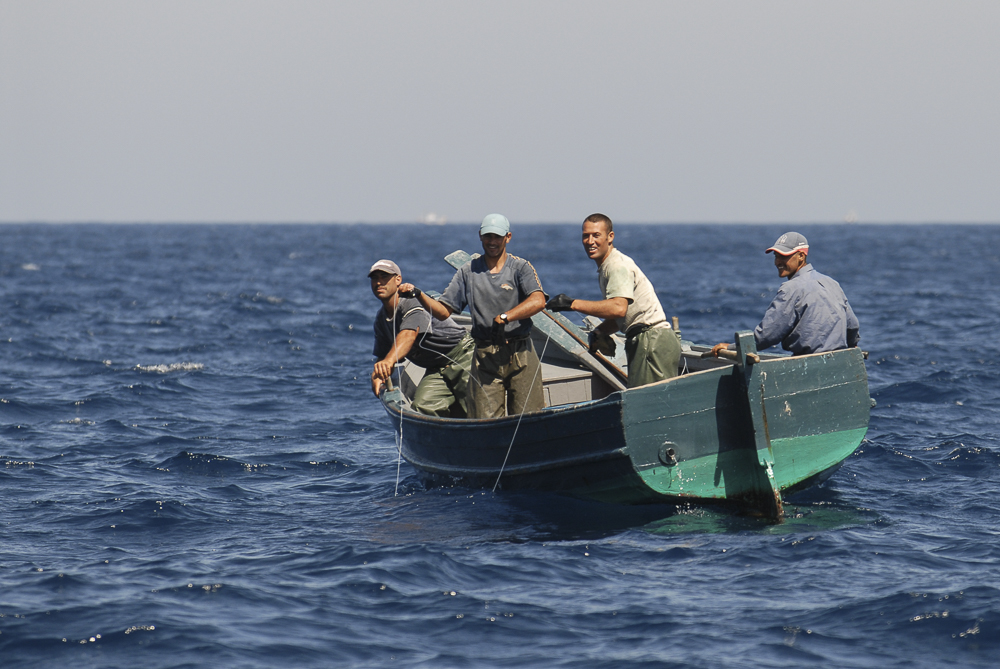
416,329,497,416
387,295,404,497
402,290,553,492
492,333,551,492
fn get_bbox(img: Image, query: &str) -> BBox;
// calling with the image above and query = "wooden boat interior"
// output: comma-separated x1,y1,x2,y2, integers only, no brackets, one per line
393,314,786,411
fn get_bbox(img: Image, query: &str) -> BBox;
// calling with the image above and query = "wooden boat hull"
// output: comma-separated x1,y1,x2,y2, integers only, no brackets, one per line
381,346,871,510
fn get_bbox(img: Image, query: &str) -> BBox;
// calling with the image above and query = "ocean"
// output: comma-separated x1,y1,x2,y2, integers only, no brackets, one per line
1,223,998,668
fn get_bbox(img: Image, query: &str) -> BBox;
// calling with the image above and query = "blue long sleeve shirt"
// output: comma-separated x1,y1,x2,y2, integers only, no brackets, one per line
754,264,860,355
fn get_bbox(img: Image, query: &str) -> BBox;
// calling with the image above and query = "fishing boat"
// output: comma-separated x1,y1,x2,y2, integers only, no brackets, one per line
380,251,873,520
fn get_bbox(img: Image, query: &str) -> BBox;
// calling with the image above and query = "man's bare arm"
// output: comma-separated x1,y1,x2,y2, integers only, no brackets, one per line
493,290,546,324
566,296,628,320
546,293,628,321
371,329,419,395
398,283,454,321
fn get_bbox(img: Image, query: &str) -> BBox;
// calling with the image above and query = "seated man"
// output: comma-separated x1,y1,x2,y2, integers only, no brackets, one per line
368,259,474,417
712,232,860,357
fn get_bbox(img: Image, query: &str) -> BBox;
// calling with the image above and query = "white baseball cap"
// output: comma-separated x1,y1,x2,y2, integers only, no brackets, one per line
367,259,401,277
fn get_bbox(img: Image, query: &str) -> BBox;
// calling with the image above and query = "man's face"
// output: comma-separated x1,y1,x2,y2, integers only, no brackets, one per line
581,221,614,263
480,232,511,258
370,271,400,300
773,250,807,278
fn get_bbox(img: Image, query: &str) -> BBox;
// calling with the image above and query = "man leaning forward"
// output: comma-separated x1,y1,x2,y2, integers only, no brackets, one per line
369,259,474,417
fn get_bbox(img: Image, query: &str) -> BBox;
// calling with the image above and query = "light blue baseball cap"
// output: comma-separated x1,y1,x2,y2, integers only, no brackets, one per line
480,213,510,236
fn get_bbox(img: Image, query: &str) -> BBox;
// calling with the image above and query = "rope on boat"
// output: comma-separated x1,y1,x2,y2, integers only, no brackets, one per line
393,402,404,497
415,323,511,418
394,307,506,496
493,332,551,493
389,296,405,497
398,310,555,494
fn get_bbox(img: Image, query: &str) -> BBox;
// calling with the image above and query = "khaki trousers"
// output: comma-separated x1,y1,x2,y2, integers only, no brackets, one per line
625,326,681,388
411,336,475,418
468,338,545,419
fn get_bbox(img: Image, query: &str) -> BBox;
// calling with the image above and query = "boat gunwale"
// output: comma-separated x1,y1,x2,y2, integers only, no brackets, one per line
381,346,864,427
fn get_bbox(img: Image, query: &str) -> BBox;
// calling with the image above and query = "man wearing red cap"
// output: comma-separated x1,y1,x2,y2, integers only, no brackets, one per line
712,232,860,357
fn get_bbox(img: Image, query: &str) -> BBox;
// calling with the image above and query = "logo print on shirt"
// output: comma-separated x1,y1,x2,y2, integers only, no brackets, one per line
500,283,514,291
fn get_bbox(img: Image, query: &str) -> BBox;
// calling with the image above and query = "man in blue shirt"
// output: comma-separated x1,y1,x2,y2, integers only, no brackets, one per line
399,214,548,418
712,232,860,357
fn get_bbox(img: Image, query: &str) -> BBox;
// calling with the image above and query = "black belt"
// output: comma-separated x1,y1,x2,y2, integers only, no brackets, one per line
625,322,666,341
474,335,530,348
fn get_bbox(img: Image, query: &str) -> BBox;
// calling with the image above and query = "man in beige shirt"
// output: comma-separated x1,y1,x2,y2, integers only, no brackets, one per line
546,213,680,387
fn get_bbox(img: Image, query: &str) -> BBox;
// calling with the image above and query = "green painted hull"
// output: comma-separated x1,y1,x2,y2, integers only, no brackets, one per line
623,347,870,504
384,345,871,514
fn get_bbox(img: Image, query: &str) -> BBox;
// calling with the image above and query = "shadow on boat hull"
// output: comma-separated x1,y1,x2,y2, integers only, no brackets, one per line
383,346,871,516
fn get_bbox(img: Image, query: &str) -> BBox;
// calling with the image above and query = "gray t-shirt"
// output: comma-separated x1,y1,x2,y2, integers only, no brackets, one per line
373,297,466,369
598,248,668,333
439,254,546,341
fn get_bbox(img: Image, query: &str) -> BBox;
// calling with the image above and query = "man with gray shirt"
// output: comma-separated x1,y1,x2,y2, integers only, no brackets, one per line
399,214,548,418
710,232,860,357
369,259,474,417
546,213,680,387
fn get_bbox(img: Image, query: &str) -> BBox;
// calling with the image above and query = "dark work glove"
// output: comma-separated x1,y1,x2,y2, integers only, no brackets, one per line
545,294,575,312
588,330,616,356
399,287,421,299
490,320,506,346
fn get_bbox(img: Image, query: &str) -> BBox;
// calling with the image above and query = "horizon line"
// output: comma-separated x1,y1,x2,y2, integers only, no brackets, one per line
2,220,999,226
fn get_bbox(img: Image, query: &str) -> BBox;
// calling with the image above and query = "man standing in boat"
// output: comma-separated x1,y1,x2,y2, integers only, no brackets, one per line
398,214,548,418
545,213,681,387
369,259,475,417
711,232,860,357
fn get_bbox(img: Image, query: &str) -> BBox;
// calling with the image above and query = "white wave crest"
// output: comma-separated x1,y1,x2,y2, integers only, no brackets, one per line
135,362,205,373
62,417,95,426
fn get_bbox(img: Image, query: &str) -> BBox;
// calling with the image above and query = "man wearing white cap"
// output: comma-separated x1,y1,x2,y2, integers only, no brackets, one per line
712,232,860,357
399,214,548,418
369,259,474,417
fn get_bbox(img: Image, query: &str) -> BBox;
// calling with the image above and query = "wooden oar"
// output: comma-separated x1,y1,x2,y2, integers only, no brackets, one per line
540,310,629,383
702,348,760,364
443,250,627,391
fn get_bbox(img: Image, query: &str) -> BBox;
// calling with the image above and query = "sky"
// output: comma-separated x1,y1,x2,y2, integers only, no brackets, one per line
2,1,998,224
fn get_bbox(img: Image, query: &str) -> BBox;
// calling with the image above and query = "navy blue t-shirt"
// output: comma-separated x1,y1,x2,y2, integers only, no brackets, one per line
373,297,466,369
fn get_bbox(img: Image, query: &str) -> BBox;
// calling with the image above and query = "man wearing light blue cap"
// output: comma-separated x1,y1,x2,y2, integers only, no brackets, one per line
712,231,860,357
399,214,548,418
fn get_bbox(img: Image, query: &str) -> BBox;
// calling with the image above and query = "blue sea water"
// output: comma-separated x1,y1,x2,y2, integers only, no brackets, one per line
1,222,998,668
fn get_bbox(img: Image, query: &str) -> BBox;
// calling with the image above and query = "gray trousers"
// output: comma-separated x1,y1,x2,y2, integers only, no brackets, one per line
468,338,545,419
624,326,681,388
